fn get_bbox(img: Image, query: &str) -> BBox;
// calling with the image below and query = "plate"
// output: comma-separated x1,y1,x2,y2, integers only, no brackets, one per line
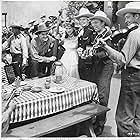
22,85,32,91
31,87,42,93
12,81,27,86
47,87,65,93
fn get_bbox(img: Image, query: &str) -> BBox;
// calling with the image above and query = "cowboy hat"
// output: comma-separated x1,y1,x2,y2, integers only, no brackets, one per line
89,10,111,26
49,15,57,21
116,2,140,17
35,23,50,35
28,19,36,24
40,14,46,19
33,21,39,26
23,25,30,31
75,7,94,20
10,23,24,30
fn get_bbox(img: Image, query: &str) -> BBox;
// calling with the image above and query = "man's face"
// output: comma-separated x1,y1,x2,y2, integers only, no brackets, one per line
124,13,136,26
79,17,89,27
38,31,48,42
91,19,105,32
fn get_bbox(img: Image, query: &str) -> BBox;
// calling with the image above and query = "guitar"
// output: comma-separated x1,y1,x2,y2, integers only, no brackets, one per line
81,27,112,58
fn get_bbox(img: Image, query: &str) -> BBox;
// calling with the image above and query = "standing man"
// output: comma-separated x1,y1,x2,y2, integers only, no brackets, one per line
89,11,114,136
100,2,140,137
2,24,28,79
75,8,95,82
40,14,47,24
30,23,56,78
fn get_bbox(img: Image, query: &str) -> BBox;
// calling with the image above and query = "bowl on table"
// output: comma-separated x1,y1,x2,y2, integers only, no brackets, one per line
22,85,32,91
31,87,42,93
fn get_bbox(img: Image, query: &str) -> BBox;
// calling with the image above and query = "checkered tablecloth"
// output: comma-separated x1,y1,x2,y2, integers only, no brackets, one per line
8,76,99,123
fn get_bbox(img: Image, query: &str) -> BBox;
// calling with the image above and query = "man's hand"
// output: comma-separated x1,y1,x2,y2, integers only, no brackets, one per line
49,56,56,62
22,58,28,66
77,47,84,56
43,57,51,63
98,38,107,48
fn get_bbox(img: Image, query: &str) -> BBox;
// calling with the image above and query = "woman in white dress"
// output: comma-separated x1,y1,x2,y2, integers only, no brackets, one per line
60,21,80,79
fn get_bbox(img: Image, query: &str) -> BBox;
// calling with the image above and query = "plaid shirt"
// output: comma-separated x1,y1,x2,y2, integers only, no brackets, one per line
30,35,55,62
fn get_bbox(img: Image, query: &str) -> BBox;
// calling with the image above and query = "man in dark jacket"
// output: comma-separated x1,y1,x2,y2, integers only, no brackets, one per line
90,10,114,136
75,8,95,82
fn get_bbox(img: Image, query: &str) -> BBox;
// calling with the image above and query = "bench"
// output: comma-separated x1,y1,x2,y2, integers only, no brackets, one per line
4,102,110,137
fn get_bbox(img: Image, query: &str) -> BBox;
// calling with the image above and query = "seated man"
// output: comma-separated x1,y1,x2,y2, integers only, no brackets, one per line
30,23,57,78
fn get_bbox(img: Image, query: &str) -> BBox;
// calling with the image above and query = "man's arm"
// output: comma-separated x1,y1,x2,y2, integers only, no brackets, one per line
99,38,126,66
20,35,29,65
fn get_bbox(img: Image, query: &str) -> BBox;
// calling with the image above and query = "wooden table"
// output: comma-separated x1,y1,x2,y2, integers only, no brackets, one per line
6,76,99,124
2,76,108,137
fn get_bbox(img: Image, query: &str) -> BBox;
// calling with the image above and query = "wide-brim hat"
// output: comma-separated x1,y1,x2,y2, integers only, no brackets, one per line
10,24,24,31
75,7,94,20
49,15,57,21
89,10,111,26
24,26,30,31
35,23,50,35
116,2,140,17
40,14,46,19
28,19,36,24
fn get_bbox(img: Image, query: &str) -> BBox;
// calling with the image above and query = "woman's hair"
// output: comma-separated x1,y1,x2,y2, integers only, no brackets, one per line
64,22,78,38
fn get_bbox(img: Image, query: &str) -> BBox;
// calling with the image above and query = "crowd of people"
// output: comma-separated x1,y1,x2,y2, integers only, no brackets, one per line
2,1,140,137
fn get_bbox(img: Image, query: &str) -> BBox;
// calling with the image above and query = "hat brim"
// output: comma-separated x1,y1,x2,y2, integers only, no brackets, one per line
116,8,140,17
49,16,57,20
40,16,46,19
75,13,94,20
24,27,30,30
28,20,36,24
90,16,111,26
35,29,50,35
10,25,24,31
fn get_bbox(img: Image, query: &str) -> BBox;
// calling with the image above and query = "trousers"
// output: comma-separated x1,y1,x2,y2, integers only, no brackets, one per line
30,59,52,78
115,67,140,137
11,53,23,79
93,59,114,127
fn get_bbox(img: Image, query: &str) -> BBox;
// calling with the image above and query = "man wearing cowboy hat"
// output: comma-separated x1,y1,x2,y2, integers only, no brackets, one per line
89,10,114,136
40,14,47,23
75,7,95,82
2,24,28,80
99,2,140,137
28,19,36,28
30,23,56,78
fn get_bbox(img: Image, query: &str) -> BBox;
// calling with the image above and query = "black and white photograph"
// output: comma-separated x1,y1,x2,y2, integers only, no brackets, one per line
1,0,140,139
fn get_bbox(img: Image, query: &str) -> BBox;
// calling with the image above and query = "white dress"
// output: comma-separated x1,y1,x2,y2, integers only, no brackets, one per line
60,36,80,79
